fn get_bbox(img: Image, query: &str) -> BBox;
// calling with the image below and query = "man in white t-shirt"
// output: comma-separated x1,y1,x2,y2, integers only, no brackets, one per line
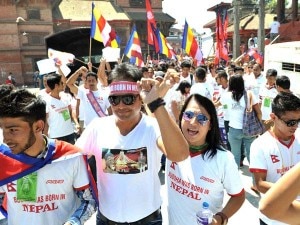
250,92,300,225
248,63,266,101
270,16,280,41
190,67,214,101
179,60,194,85
0,88,96,225
76,63,189,224
259,69,278,131
43,73,78,144
66,67,111,128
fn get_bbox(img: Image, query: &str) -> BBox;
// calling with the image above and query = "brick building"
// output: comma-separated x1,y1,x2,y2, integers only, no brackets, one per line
0,0,175,86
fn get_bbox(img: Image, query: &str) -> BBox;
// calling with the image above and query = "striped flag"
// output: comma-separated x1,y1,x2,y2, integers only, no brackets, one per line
90,2,118,48
123,25,145,67
181,20,203,64
154,27,176,59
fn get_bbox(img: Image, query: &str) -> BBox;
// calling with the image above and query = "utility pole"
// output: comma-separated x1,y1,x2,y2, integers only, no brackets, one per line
258,0,265,55
233,0,240,60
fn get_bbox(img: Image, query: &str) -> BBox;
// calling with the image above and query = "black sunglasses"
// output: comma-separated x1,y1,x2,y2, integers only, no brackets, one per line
277,116,300,127
182,111,209,126
108,95,138,106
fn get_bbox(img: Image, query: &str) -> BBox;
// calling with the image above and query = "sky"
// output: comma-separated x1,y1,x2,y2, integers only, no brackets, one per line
162,0,232,33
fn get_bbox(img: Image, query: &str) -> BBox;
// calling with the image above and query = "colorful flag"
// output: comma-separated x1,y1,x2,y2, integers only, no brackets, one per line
214,7,229,65
90,2,118,48
181,20,203,64
247,49,263,65
48,48,74,66
146,0,157,46
123,25,145,67
154,27,176,59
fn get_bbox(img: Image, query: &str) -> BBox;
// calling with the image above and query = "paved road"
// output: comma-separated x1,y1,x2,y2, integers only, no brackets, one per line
85,159,261,225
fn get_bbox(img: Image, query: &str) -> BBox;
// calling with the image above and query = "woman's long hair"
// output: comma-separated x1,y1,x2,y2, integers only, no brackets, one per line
228,74,245,102
179,94,226,159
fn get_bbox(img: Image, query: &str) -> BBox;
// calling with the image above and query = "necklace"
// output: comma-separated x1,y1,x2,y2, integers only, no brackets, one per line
189,143,208,153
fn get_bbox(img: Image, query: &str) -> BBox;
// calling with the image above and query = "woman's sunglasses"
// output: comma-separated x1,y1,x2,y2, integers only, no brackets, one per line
182,111,209,126
108,95,138,106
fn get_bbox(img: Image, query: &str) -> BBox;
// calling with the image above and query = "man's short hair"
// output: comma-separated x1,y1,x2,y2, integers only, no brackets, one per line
276,75,290,89
180,60,192,68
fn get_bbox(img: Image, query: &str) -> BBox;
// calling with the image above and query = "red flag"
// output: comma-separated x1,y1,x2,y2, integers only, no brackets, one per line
146,0,156,46
214,7,229,65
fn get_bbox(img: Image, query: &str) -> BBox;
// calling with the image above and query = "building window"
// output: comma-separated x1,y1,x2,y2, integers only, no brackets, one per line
28,9,41,20
129,0,145,7
28,35,44,45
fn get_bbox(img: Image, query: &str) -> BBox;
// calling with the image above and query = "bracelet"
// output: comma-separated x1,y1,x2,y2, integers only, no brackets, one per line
147,98,166,113
215,212,228,225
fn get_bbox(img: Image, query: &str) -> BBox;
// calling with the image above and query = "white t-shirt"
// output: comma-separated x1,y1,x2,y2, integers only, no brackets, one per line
250,130,300,225
270,21,280,33
0,144,90,225
45,93,74,138
259,86,278,120
220,91,259,129
247,74,266,101
75,114,163,222
166,150,244,225
190,83,214,100
76,87,110,127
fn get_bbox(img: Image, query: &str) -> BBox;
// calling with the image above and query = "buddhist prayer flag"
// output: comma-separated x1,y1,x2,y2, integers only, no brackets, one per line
154,27,176,59
146,0,157,46
124,25,145,67
182,20,203,64
90,2,119,48
214,7,229,65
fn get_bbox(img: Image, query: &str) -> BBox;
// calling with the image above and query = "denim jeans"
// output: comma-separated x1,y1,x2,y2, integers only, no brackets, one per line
0,218,7,225
228,127,256,167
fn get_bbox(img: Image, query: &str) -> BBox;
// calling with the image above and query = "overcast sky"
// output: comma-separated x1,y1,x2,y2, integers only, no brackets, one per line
162,0,232,33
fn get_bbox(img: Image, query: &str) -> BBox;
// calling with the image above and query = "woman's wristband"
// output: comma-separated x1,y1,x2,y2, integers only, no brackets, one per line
147,98,166,113
215,212,228,225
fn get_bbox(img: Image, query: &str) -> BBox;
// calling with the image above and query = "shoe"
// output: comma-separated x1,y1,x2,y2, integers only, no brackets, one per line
240,161,244,167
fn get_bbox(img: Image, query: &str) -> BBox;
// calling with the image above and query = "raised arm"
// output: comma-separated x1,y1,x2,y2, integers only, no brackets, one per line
139,77,189,162
66,66,88,96
96,58,108,87
259,162,300,224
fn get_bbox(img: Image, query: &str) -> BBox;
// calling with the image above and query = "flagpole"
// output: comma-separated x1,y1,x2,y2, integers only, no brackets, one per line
89,37,92,63
74,57,98,70
120,54,125,63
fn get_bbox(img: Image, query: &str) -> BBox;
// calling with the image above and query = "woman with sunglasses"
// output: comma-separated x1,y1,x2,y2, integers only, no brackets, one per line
249,92,300,225
166,93,245,225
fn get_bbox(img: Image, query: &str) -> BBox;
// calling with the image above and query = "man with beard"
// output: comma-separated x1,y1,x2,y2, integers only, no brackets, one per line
0,87,97,225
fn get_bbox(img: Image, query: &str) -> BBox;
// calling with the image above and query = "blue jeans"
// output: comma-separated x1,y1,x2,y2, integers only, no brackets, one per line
228,127,255,167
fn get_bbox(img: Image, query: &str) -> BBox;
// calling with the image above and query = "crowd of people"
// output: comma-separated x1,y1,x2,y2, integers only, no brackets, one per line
0,54,300,225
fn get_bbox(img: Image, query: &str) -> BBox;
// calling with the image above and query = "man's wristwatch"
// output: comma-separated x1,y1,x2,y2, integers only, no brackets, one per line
215,212,228,225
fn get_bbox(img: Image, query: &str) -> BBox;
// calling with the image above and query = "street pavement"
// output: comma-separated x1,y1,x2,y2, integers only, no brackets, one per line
84,159,261,225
